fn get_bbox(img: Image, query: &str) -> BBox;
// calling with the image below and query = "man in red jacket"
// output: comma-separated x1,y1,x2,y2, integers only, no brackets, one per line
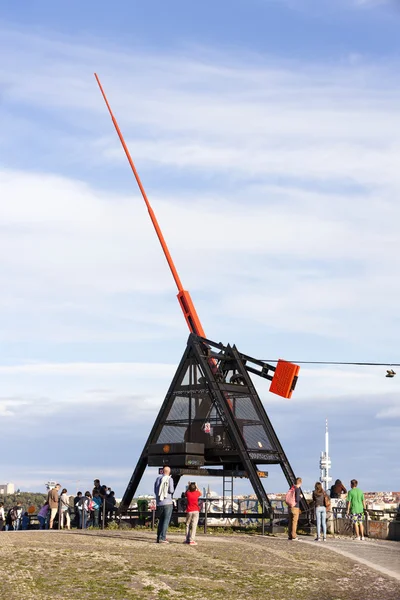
185,482,202,546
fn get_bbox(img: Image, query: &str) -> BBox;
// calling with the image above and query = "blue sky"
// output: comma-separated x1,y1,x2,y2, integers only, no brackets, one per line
1,0,399,497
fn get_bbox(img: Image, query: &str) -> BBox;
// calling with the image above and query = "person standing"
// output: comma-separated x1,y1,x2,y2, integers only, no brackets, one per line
6,502,23,531
313,482,330,542
78,491,92,529
185,482,201,545
154,466,175,543
5,507,13,531
92,490,102,527
60,488,71,530
73,492,82,528
93,479,108,526
47,483,61,529
0,502,5,531
14,502,23,531
93,479,107,498
288,477,302,541
105,491,116,522
346,479,367,541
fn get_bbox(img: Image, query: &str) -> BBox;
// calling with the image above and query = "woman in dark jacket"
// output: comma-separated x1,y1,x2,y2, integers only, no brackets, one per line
313,482,330,542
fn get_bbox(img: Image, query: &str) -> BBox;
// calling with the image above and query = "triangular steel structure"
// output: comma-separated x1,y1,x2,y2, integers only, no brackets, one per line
121,334,305,510
95,78,304,513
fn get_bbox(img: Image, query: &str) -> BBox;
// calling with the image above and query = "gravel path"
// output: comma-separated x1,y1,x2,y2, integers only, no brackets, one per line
299,535,400,582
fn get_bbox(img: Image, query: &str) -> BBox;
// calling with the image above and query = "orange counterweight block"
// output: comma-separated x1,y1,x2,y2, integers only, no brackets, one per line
269,359,300,399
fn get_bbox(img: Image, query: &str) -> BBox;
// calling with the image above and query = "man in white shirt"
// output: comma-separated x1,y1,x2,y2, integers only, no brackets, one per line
154,466,175,543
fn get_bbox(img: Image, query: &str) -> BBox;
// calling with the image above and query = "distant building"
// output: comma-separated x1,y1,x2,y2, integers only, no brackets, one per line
0,483,15,495
45,481,57,490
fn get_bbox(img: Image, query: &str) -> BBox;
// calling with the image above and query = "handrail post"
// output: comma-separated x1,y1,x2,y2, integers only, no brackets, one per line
102,497,106,530
261,501,265,536
58,497,61,530
204,499,208,535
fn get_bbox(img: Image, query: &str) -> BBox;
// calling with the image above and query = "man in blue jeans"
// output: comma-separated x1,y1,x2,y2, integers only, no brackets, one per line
154,466,175,543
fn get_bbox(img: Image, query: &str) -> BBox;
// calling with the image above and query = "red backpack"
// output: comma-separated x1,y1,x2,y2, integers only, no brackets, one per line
285,486,296,508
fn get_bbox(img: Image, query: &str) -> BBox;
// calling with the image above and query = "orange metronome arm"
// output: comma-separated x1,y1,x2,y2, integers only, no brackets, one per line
94,74,299,399
94,73,205,338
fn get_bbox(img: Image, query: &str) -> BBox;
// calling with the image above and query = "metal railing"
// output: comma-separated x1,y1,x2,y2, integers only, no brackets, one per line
117,498,287,535
332,507,399,537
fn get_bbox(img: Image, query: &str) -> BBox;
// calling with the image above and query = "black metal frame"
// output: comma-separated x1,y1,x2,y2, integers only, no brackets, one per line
121,334,307,512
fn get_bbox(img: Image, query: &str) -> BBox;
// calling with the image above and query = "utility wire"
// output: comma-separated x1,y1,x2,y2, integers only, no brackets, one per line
261,360,400,366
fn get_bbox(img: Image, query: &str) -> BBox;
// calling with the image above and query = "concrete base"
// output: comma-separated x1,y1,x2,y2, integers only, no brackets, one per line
388,520,400,541
368,520,389,539
335,517,400,541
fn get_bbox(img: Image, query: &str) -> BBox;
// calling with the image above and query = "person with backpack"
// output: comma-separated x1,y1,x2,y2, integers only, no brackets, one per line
312,482,330,542
286,477,302,541
5,502,23,531
184,482,202,545
346,479,367,541
154,466,175,543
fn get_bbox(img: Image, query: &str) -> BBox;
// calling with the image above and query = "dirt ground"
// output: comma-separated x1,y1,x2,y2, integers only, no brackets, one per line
0,530,399,600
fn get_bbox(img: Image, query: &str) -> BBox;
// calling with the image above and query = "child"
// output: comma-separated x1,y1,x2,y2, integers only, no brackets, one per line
92,491,102,527
21,512,30,530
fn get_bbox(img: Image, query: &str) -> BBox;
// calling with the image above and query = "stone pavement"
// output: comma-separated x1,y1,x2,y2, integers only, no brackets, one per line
299,535,400,581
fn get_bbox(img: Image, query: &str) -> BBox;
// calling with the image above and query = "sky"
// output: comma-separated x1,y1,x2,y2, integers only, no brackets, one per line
1,0,400,498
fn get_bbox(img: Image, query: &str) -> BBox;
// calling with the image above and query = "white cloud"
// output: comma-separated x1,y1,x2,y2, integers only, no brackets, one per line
2,166,400,345
0,361,175,377
1,31,399,349
376,405,400,419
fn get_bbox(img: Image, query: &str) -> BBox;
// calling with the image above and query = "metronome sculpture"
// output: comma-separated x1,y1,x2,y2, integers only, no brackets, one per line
95,74,305,512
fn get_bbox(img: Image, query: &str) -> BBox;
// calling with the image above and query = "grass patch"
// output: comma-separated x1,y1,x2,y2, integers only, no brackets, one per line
0,530,399,600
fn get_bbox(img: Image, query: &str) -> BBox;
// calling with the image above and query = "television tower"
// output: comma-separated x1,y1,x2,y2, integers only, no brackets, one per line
319,419,332,491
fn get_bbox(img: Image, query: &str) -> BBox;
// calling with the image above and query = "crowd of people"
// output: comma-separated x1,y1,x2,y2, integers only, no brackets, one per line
0,478,117,531
287,477,367,541
1,472,369,542
152,468,368,545
153,470,368,545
